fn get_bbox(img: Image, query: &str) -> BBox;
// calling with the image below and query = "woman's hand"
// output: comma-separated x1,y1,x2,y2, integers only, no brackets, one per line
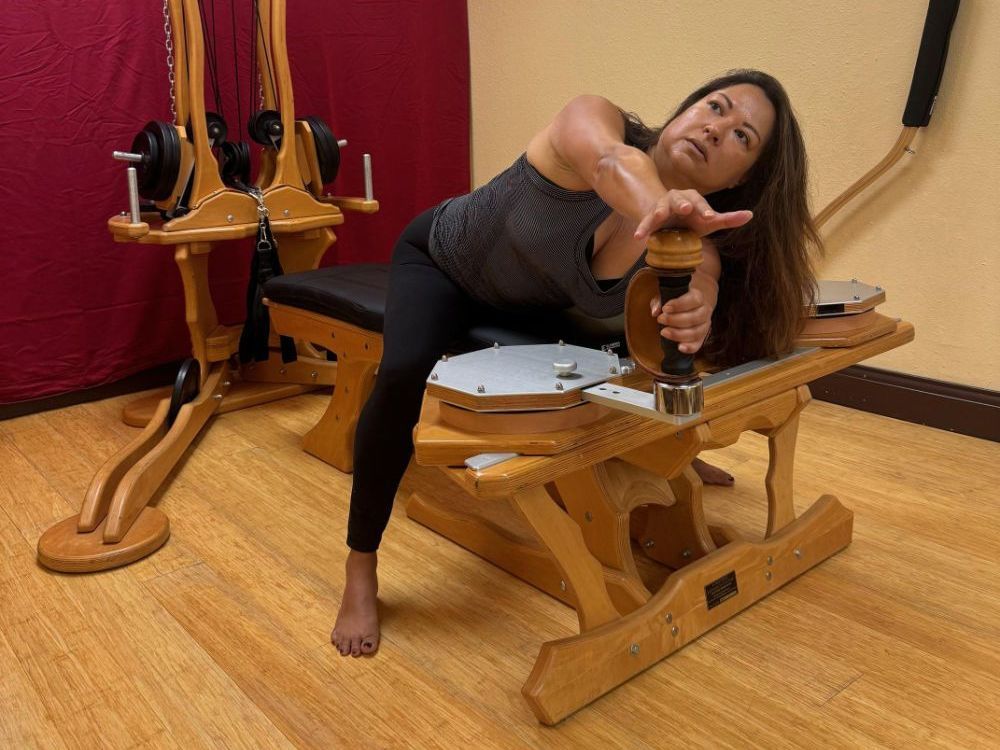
634,189,752,241
650,285,714,355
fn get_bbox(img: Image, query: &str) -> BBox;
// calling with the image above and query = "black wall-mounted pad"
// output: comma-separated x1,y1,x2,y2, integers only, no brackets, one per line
902,0,960,127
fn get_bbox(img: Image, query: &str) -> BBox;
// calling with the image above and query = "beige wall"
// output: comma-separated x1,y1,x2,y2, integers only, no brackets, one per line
468,1,999,390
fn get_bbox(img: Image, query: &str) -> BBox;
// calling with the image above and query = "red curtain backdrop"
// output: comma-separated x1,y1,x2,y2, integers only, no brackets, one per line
0,1,470,404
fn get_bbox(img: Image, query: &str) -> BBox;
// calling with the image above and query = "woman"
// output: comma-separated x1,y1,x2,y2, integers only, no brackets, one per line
333,69,820,657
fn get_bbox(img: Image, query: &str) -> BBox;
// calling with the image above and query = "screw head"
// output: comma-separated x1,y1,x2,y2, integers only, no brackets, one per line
767,555,774,565
559,580,567,592
213,393,223,400
681,548,692,559
279,367,287,375
629,643,640,655
477,384,486,393
493,341,500,349
584,511,593,522
283,209,290,217
559,340,566,346
671,625,679,636
765,570,773,581
643,539,655,549
665,612,673,624
310,371,318,379
555,382,564,391
441,354,449,362
430,373,439,381
609,366,618,374
227,214,234,222
794,548,802,559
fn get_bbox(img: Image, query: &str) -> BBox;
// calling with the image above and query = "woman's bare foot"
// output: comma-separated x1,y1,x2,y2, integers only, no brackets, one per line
692,457,734,486
331,550,380,657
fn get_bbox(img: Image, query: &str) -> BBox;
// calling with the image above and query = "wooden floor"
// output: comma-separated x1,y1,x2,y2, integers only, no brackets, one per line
1,388,998,749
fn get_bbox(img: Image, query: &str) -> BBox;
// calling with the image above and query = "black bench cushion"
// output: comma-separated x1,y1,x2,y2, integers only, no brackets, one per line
264,264,627,353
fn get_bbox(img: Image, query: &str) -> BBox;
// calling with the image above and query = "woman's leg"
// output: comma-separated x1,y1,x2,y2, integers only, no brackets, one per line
333,208,475,657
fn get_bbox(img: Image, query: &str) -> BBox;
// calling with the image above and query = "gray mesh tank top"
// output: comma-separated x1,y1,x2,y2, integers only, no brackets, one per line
428,154,645,318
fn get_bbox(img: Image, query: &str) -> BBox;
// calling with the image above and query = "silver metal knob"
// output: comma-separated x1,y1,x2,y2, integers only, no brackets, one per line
553,359,578,377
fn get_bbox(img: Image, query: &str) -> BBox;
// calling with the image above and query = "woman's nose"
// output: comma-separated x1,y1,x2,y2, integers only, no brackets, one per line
703,123,720,143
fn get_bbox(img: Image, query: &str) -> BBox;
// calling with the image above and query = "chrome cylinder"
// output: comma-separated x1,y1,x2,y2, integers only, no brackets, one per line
654,379,703,417
363,153,374,200
126,166,141,224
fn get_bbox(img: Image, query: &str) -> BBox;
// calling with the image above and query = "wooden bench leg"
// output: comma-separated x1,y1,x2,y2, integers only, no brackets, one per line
302,358,378,473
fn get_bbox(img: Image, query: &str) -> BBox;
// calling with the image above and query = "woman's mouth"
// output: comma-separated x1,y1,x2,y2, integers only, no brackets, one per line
685,138,707,162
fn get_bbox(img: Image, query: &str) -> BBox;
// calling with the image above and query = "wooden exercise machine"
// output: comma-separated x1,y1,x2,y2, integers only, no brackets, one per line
37,0,377,572
407,229,914,723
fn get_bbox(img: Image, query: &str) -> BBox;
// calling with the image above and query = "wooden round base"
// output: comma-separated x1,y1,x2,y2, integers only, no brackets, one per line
37,507,170,573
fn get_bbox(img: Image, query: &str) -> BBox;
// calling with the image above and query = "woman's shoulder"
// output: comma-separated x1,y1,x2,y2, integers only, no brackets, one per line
525,95,626,192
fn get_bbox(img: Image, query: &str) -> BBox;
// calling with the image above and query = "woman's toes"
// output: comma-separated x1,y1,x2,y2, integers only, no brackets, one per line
361,639,378,655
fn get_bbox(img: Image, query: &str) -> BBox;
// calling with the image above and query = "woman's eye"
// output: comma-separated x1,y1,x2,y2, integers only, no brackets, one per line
708,100,721,112
736,129,749,145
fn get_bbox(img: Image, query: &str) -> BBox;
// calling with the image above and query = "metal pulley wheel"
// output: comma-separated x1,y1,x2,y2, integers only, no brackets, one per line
166,357,201,428
248,109,284,147
130,120,182,201
219,140,251,187
302,115,341,185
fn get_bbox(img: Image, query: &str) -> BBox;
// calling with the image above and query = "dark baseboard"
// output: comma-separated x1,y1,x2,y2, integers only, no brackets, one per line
4,360,996,444
809,365,999,442
0,360,183,422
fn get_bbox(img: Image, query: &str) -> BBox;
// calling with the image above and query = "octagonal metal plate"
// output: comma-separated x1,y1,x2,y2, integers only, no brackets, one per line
428,343,620,408
810,279,885,317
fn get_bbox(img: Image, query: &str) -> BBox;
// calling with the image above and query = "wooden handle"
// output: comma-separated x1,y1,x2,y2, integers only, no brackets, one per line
645,229,702,271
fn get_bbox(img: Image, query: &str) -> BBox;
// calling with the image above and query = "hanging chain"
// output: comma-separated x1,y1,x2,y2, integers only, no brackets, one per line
162,0,176,121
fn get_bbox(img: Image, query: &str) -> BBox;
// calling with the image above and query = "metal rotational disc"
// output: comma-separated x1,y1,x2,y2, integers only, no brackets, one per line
130,121,181,201
219,140,251,186
248,109,283,146
167,358,201,428
303,115,340,185
204,111,228,146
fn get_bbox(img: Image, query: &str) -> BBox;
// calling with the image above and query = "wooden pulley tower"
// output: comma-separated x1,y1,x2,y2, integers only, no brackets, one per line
37,0,377,573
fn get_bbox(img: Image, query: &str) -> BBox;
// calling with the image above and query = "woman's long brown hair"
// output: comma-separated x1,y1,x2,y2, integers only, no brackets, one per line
622,70,822,367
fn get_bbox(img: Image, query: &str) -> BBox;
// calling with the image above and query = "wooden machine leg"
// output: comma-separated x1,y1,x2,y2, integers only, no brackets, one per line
762,386,811,536
37,362,231,572
510,486,621,633
520,494,854,725
636,465,718,568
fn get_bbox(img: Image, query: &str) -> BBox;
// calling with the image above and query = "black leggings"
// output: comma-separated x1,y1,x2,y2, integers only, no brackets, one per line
347,208,484,552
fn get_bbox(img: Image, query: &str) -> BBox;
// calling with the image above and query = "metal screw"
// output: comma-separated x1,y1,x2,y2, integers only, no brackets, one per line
559,340,565,346
222,380,231,387
120,211,128,216
441,354,449,362
853,295,861,301
555,382,564,391
310,371,318,379
794,548,802,559
765,570,773,581
559,580,567,592
213,393,223,400
477,384,486,393
643,539,655,549
665,612,673,624
609,366,618,374
584,511,593,522
875,285,883,292
430,373,439,381
283,209,290,217
629,644,640,655
280,368,286,375
227,214,234,223
671,625,679,636
767,556,773,566
493,342,500,349
851,277,858,283
675,431,684,440
681,548,692,559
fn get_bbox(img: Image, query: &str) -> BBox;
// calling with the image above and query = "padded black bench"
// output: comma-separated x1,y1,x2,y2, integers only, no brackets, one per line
263,264,626,472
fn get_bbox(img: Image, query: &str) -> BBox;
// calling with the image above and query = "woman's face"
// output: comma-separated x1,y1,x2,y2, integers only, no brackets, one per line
656,83,776,194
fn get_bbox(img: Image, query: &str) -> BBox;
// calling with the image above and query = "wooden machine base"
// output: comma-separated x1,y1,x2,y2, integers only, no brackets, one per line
37,507,170,573
409,321,913,724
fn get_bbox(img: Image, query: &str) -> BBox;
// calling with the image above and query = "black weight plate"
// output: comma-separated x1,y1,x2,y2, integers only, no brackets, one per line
166,357,201,429
130,121,181,201
204,111,228,146
220,140,251,186
302,116,340,185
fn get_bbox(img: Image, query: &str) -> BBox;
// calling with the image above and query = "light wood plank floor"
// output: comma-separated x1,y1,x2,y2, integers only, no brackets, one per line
1,389,998,749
